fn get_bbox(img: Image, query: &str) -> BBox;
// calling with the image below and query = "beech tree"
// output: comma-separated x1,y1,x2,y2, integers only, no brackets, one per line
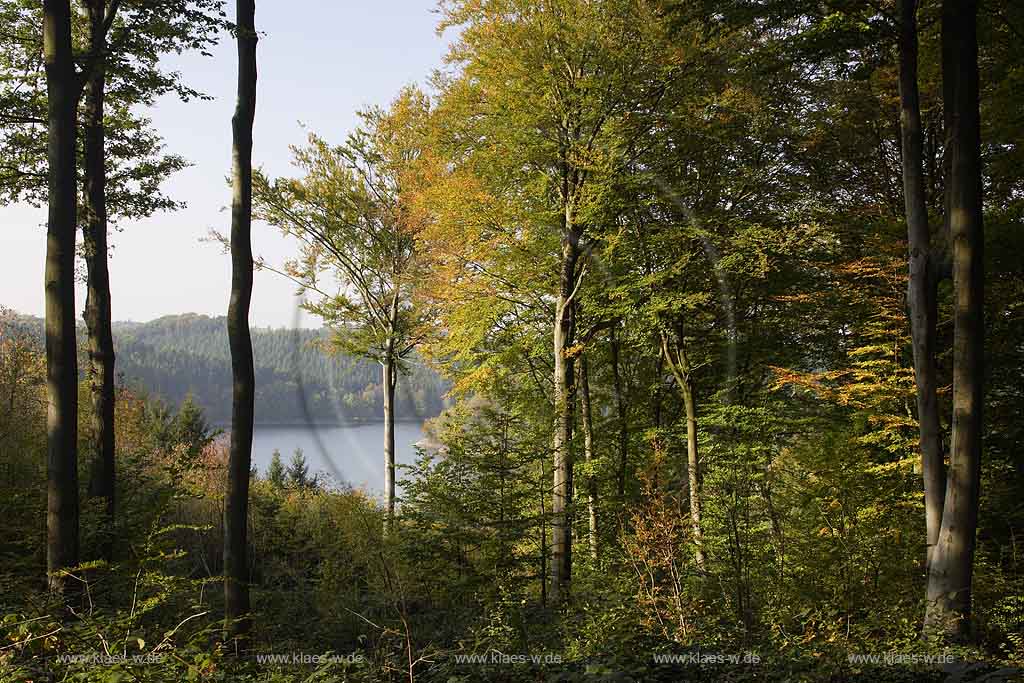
252,88,430,525
224,0,257,640
78,0,224,555
42,0,79,595
435,0,671,601
897,0,946,573
577,354,598,561
922,0,984,641
896,0,985,640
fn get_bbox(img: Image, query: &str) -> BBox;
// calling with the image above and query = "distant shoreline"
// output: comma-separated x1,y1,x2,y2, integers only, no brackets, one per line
214,419,429,429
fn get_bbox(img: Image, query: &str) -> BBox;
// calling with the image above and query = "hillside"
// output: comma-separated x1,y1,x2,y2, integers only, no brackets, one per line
10,312,447,424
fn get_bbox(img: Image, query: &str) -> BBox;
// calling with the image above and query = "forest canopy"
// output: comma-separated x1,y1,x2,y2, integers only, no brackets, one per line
0,0,1022,681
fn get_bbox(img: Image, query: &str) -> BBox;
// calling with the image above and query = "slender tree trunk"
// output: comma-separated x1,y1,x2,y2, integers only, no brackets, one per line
383,354,396,525
550,225,579,602
652,353,664,429
83,0,116,560
224,0,257,641
759,480,785,581
579,354,598,562
661,330,706,572
680,374,705,573
609,326,628,499
43,0,79,596
898,0,945,571
539,460,547,607
925,0,984,642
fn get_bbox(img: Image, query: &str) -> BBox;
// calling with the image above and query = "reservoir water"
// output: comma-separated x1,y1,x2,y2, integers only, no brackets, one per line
250,421,427,493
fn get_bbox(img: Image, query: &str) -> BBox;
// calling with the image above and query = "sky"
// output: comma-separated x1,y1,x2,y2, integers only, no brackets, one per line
1,1,451,329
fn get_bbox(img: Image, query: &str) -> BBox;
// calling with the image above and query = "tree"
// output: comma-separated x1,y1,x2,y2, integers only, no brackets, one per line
577,353,598,561
78,0,224,558
286,448,309,490
80,0,118,553
898,0,946,573
42,0,79,596
172,394,217,465
252,88,431,526
924,0,984,641
894,0,987,640
434,0,672,601
608,325,629,500
660,325,706,572
224,0,256,641
266,449,285,489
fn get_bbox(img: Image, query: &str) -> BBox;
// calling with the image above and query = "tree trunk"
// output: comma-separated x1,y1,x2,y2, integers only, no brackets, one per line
925,0,983,642
550,226,579,602
652,353,664,429
43,0,79,596
609,326,628,499
383,355,396,525
898,0,945,572
759,480,785,581
661,330,706,573
224,0,257,641
83,0,116,560
579,354,598,562
539,460,547,607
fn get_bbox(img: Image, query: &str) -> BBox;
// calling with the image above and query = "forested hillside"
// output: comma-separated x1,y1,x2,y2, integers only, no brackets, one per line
11,313,447,423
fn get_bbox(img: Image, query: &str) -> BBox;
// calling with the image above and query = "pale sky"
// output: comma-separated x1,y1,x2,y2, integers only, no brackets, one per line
1,1,450,329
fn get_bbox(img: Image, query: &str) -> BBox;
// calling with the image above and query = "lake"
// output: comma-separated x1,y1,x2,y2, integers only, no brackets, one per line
250,422,427,494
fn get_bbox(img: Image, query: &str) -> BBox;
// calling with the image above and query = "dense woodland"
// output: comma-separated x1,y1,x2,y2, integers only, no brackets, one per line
0,0,1022,681
6,312,448,423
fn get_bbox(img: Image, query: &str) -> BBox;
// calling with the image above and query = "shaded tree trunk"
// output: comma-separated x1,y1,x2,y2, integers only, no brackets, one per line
898,0,945,572
224,0,257,641
609,326,628,499
759,479,785,581
43,0,80,596
925,0,984,642
579,354,598,562
83,0,117,561
652,353,664,429
661,329,706,573
539,456,548,606
383,353,396,525
550,222,580,602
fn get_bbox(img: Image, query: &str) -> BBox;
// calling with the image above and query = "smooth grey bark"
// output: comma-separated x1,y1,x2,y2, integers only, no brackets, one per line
661,329,706,573
925,0,984,642
43,0,80,595
579,354,598,562
82,0,117,560
898,0,946,572
224,0,257,641
382,289,401,527
550,220,580,602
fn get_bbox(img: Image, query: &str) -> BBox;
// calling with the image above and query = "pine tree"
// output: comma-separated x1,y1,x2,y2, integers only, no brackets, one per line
287,448,309,490
266,449,285,489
